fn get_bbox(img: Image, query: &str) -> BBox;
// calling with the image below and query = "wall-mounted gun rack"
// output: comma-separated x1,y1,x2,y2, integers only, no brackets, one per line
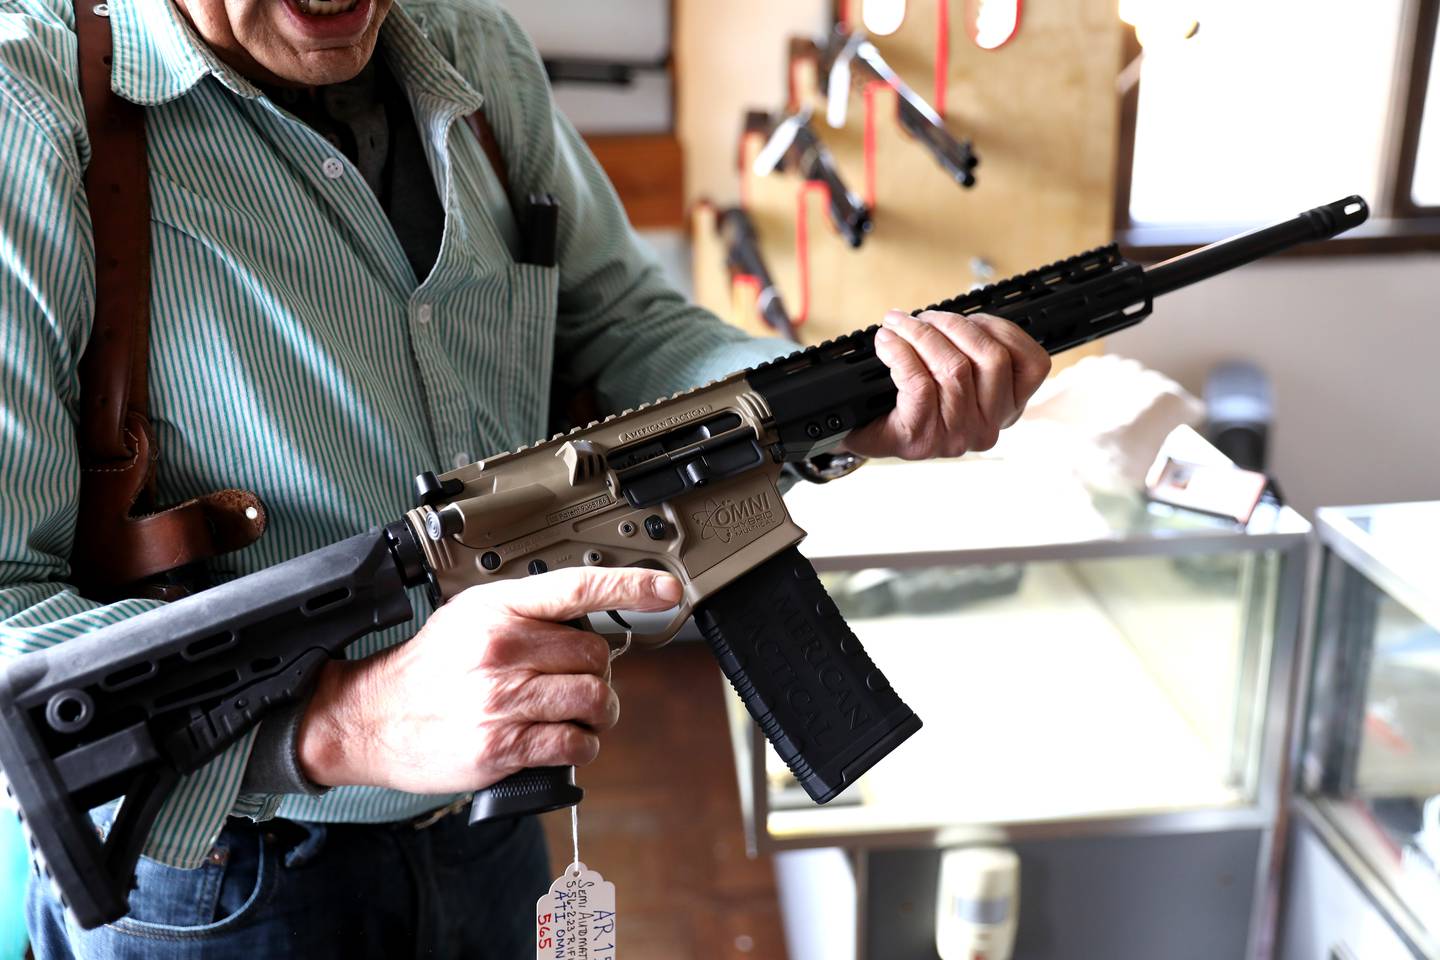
691,0,1123,369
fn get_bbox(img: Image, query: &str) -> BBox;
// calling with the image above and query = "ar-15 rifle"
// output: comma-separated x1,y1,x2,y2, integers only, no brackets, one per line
718,207,799,342
752,109,873,248
0,197,1368,929
818,27,979,188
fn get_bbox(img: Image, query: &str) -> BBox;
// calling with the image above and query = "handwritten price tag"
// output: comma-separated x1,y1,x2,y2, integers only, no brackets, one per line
536,861,617,960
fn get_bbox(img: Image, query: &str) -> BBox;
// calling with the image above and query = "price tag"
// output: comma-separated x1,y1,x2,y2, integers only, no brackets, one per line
535,861,617,960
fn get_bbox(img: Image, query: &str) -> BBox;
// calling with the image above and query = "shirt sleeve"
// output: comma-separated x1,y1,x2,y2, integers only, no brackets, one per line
0,43,257,870
484,6,795,413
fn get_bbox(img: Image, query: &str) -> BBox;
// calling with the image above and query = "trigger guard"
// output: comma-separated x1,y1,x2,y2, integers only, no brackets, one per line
586,558,690,650
622,603,692,651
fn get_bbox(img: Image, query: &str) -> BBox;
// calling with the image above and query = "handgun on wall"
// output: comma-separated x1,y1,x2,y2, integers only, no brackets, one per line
0,197,1368,929
752,108,873,248
718,207,799,342
818,26,979,187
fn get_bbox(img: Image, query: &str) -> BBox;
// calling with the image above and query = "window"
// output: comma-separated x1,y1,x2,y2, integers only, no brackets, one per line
1405,11,1440,207
1118,0,1440,249
1416,90,1440,204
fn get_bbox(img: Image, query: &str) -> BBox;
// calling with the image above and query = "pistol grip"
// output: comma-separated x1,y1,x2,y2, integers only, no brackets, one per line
467,615,597,824
693,546,921,804
469,766,583,823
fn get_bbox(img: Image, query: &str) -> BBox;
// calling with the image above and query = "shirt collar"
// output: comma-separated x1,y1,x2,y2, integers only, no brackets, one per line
108,0,482,114
379,5,484,114
110,0,262,104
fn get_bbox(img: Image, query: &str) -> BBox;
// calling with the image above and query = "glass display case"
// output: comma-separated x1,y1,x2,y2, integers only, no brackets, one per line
727,458,1308,851
724,456,1311,958
1287,502,1440,958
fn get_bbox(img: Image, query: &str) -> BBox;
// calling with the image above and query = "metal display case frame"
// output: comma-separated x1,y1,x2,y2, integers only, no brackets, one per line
1283,504,1440,959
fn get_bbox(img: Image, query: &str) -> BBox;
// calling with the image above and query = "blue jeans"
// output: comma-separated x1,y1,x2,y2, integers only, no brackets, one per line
26,805,550,959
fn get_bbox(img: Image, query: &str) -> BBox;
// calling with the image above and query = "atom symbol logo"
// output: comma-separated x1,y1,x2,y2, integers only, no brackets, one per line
692,499,733,543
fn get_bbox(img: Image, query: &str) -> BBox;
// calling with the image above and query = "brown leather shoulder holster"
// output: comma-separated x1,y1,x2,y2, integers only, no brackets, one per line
70,2,512,602
71,1,265,602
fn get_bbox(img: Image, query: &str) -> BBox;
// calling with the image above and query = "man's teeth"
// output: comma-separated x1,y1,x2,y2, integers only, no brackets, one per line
297,0,359,14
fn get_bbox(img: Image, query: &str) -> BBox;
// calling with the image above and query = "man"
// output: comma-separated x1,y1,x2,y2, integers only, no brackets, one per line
0,0,1051,955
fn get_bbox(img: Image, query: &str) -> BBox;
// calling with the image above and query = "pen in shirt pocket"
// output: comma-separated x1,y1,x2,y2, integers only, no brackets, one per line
521,193,559,267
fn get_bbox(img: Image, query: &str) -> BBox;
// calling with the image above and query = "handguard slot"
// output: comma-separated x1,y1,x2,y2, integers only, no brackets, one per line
921,243,1153,354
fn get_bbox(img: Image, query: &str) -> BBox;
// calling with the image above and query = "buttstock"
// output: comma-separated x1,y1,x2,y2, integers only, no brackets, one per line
692,546,921,804
0,529,417,928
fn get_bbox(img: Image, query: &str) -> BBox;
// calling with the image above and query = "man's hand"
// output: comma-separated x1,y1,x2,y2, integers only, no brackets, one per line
843,310,1052,459
296,567,683,793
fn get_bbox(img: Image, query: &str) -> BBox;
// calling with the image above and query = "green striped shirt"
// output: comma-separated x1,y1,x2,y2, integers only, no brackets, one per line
0,0,785,867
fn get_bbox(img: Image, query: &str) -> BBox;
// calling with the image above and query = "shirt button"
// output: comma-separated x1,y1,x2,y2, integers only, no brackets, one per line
321,157,345,180
452,452,471,469
416,304,433,324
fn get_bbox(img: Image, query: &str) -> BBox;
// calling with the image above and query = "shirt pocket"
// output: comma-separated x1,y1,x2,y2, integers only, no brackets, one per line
496,260,560,447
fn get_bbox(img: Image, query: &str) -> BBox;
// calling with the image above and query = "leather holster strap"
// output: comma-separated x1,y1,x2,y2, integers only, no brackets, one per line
70,1,266,599
463,110,511,205
75,0,149,461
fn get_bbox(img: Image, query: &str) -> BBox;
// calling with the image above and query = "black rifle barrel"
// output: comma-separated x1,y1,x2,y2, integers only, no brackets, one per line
1143,196,1368,297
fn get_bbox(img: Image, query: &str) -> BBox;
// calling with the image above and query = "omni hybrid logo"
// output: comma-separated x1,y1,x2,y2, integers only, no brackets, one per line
691,492,774,543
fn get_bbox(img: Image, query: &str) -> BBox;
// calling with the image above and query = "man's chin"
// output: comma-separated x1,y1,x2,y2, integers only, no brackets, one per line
259,45,376,87
257,0,385,85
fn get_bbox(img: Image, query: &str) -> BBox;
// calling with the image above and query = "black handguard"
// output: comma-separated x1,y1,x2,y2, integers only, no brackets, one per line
694,547,921,803
749,196,1371,465
0,529,416,930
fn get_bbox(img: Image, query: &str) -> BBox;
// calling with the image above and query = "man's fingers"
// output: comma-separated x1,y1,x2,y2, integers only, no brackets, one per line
884,312,976,402
518,673,620,731
499,723,602,772
470,565,683,622
963,312,1053,410
874,319,938,403
881,311,978,453
481,621,611,676
867,324,940,458
915,310,1012,445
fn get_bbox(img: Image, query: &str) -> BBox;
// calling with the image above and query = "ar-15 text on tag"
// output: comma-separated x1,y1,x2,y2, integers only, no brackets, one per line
536,861,616,960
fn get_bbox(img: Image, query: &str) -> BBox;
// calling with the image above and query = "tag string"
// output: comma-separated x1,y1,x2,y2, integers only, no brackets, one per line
610,629,633,662
570,803,580,875
563,625,624,880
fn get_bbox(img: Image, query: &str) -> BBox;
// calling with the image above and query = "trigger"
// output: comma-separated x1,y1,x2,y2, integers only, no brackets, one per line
605,610,632,630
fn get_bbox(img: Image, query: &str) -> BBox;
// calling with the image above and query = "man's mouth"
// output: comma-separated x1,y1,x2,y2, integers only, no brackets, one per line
277,0,375,46
293,0,360,14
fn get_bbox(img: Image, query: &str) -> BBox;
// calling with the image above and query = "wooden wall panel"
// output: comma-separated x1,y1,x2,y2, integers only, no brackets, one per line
674,0,830,206
693,0,1120,372
586,134,685,229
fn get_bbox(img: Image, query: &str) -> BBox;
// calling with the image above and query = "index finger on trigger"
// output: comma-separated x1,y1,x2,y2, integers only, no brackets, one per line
489,565,684,623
